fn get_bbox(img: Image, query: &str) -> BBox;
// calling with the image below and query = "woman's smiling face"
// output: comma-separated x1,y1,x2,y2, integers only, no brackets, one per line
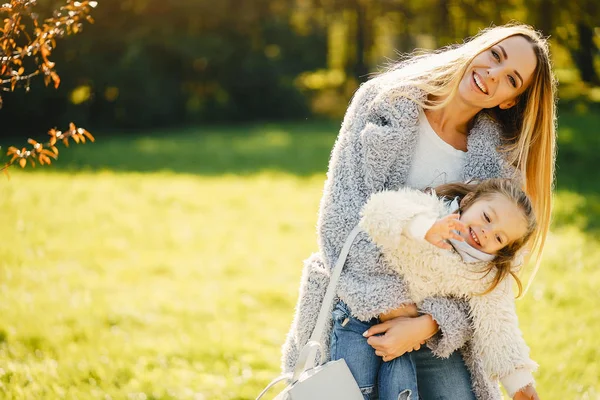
458,35,538,110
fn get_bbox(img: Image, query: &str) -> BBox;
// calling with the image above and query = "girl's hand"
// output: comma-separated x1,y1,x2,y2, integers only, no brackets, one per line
424,213,468,250
363,315,438,362
513,385,540,400
379,303,419,322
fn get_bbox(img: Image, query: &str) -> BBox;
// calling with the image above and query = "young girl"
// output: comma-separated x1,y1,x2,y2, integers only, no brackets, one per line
354,178,539,400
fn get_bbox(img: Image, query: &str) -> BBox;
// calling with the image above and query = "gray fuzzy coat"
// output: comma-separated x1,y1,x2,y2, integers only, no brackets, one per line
281,69,517,400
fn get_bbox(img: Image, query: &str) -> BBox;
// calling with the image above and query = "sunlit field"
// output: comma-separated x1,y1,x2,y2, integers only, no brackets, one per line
0,114,599,399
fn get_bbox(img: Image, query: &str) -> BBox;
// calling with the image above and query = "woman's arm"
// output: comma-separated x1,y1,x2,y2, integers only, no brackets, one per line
363,298,474,361
469,278,538,397
417,297,474,357
363,314,439,362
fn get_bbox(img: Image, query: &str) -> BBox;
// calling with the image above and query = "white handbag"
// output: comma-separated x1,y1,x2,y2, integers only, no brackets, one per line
256,226,364,400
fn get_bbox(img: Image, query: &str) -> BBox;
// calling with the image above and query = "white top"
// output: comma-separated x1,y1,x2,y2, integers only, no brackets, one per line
405,109,466,189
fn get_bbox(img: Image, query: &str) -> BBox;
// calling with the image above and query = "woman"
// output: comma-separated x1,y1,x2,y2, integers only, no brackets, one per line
281,23,556,400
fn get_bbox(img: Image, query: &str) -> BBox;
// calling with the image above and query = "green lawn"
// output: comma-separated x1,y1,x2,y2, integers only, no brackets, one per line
0,114,599,399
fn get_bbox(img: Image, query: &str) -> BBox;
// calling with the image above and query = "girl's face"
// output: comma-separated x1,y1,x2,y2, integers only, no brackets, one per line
459,194,527,254
458,35,538,110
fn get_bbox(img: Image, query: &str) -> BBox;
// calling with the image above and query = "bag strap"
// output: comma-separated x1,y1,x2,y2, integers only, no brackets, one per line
292,225,362,380
291,340,324,382
255,373,292,400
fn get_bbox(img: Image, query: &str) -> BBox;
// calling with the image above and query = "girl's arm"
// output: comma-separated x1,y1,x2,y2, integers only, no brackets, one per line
359,188,443,251
468,278,538,398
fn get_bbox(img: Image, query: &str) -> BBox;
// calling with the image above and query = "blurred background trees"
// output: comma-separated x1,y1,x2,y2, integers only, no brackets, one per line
1,0,598,134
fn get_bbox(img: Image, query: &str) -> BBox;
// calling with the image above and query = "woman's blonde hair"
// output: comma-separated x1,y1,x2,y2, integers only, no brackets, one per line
433,179,537,297
386,23,557,294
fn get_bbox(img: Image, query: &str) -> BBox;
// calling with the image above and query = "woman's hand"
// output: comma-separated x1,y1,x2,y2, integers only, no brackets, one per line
513,385,540,400
379,303,419,322
363,315,439,362
424,214,467,250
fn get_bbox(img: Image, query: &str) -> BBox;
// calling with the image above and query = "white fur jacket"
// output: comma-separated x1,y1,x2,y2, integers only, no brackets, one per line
359,188,537,397
281,69,518,400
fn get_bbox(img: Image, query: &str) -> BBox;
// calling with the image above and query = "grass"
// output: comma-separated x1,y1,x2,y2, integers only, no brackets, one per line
0,112,598,399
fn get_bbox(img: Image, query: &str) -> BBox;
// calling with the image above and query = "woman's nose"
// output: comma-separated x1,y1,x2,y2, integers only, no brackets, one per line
487,69,499,82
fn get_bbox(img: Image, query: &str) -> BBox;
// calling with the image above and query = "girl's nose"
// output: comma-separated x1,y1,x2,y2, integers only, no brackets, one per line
481,227,489,239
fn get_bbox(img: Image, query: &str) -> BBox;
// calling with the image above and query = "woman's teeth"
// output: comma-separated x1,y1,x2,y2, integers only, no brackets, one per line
473,72,488,94
470,228,481,245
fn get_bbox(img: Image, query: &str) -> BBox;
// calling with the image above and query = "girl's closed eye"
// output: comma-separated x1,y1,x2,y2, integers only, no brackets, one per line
483,212,491,223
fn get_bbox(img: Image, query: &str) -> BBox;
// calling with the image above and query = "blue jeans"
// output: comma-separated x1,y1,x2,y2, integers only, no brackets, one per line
330,301,476,400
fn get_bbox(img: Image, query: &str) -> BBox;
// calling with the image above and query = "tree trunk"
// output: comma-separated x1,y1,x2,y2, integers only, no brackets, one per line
435,0,452,47
572,23,600,85
536,0,553,36
353,0,369,82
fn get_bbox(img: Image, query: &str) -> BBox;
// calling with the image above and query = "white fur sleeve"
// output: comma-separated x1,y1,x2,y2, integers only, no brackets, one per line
359,188,441,251
468,278,538,397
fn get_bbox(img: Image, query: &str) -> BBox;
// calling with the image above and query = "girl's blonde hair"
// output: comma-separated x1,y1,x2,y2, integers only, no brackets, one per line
385,23,557,293
433,179,537,297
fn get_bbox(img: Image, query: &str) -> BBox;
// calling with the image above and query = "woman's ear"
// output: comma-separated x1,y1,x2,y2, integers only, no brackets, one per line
499,97,519,110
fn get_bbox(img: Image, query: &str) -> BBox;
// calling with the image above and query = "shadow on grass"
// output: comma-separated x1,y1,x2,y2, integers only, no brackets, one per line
1,121,340,177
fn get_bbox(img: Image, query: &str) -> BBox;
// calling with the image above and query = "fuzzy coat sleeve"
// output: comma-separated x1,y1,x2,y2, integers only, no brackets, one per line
359,87,421,193
469,278,537,397
359,188,473,357
280,253,333,374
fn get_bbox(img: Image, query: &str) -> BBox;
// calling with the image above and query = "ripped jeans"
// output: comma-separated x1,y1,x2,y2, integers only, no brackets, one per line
330,301,476,400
